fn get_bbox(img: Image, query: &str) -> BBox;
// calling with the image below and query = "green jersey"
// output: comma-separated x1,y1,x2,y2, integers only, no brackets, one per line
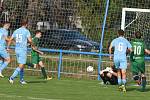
131,39,145,61
31,37,40,55
31,37,42,64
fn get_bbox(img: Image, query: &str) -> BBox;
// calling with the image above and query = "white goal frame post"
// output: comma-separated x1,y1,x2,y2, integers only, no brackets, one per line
121,8,150,31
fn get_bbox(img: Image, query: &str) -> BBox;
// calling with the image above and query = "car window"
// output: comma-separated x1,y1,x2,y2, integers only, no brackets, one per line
44,30,89,41
73,32,88,40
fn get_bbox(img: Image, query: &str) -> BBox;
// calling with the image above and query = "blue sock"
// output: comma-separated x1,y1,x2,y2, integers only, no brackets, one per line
122,79,126,85
10,67,21,80
20,69,24,81
0,62,8,72
118,77,122,85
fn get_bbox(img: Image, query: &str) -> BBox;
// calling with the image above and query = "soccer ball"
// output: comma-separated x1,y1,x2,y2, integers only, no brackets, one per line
87,66,94,72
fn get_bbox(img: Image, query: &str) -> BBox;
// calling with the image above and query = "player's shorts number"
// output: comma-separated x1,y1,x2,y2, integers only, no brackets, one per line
134,45,141,55
16,34,23,43
118,42,123,51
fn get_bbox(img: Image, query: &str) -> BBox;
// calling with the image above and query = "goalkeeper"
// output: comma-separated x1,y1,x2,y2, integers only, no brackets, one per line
27,30,52,80
130,32,150,91
100,65,118,85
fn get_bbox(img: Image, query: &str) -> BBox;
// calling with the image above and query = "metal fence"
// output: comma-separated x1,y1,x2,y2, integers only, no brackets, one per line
1,0,150,83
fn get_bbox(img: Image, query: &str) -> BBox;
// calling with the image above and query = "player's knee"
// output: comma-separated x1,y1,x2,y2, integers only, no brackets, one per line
133,75,140,81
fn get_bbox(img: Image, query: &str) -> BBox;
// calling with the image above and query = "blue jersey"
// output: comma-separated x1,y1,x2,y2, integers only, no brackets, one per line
0,28,8,50
111,37,132,60
12,27,31,51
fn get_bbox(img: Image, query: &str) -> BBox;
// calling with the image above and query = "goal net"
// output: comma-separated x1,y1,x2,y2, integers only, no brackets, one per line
121,8,150,83
0,0,106,80
0,0,103,53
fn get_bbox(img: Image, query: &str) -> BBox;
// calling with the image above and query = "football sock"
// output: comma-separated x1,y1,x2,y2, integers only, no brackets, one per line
122,79,126,85
118,77,122,85
41,67,47,79
20,69,24,81
141,77,146,90
0,62,8,72
10,67,21,80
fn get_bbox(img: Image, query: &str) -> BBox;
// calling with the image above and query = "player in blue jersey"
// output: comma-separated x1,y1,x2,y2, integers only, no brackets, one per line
0,21,11,77
7,19,34,84
109,30,132,92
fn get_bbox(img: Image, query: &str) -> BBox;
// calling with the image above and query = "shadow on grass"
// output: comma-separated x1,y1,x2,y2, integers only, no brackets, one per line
127,86,150,92
27,80,47,84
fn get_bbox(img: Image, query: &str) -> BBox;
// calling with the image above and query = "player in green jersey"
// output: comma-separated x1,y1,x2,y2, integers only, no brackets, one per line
130,31,150,91
29,30,52,80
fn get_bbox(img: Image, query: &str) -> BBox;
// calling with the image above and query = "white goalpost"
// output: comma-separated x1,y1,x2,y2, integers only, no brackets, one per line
121,8,150,31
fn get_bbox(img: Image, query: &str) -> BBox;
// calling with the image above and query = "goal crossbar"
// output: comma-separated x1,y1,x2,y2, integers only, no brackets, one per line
121,8,150,30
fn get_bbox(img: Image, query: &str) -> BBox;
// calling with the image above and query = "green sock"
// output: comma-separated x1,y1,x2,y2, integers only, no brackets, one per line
141,77,146,91
41,67,47,79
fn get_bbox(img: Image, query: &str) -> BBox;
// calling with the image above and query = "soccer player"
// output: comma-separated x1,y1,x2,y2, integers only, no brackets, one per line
7,19,34,84
130,32,150,91
0,21,11,77
100,65,118,85
109,30,132,92
27,30,52,80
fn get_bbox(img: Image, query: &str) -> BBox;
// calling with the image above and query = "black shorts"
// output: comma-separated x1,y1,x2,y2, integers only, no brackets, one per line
109,75,118,85
100,72,118,85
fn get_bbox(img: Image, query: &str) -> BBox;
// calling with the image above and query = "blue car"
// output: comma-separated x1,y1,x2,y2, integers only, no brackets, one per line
39,29,100,52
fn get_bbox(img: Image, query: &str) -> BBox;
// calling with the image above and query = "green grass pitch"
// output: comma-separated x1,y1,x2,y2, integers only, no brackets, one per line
0,76,150,100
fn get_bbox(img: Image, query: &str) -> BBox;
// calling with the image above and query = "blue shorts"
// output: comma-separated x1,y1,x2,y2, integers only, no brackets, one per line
15,50,27,64
0,49,10,59
114,57,127,70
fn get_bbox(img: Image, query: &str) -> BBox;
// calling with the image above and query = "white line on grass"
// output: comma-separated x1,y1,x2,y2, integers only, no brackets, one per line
0,93,63,100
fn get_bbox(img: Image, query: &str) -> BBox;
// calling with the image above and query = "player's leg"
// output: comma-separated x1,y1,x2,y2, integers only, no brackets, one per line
20,68,24,81
141,74,146,91
120,60,128,92
100,73,107,84
113,59,121,85
121,69,127,92
39,60,52,80
19,52,27,84
131,61,141,85
31,54,38,69
9,50,27,84
0,50,10,77
31,54,38,76
110,75,118,85
114,59,123,91
9,63,24,84
133,74,141,85
117,69,122,85
139,61,146,91
121,69,127,85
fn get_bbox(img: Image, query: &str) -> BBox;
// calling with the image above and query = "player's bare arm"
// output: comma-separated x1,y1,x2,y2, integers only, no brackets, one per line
145,49,150,55
32,46,44,55
28,36,34,47
128,48,132,53
109,43,113,60
6,36,14,50
28,37,43,55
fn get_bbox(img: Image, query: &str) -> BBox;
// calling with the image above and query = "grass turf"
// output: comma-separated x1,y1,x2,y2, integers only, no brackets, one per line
0,76,150,100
